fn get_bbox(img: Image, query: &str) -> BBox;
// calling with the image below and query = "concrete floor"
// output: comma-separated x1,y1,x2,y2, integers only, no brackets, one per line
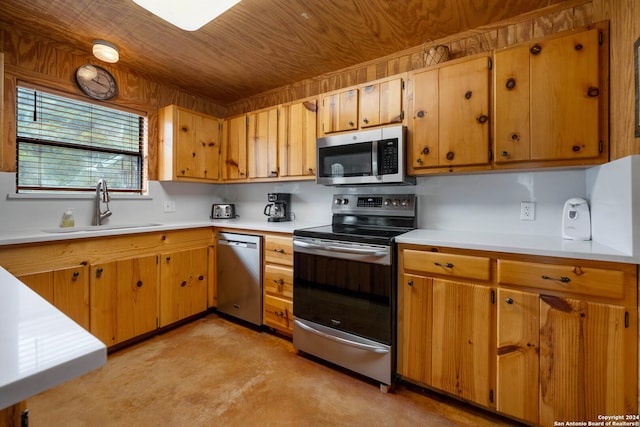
28,313,521,426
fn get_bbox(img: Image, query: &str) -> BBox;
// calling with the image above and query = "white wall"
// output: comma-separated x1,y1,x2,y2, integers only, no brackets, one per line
1,168,588,236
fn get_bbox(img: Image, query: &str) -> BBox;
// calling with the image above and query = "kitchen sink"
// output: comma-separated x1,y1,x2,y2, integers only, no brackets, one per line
42,223,163,233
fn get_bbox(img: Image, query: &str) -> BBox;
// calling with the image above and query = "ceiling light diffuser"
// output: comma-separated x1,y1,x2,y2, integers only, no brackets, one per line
132,0,241,31
92,40,119,63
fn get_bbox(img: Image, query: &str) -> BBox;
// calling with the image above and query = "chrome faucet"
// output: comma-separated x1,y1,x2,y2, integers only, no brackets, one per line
94,179,112,226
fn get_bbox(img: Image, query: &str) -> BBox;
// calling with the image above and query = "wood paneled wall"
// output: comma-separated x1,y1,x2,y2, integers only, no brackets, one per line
0,27,227,180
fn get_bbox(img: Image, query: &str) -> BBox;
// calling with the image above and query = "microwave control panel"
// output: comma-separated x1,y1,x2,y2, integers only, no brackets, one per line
378,139,399,175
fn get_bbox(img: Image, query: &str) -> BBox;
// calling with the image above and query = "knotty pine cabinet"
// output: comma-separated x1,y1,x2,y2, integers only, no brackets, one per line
18,265,90,330
1,228,215,348
247,107,279,179
221,114,248,181
262,233,294,335
159,247,209,327
89,255,158,346
398,244,638,425
493,24,608,168
158,105,222,182
407,55,491,174
321,76,403,135
278,98,317,178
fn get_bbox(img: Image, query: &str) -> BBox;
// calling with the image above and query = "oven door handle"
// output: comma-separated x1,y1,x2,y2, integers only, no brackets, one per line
294,319,389,354
293,240,387,257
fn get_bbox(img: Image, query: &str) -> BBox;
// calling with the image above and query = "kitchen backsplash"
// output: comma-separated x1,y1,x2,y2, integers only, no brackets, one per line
0,156,637,256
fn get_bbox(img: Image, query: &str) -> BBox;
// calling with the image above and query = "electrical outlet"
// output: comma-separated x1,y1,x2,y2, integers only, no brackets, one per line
520,202,535,221
163,200,176,213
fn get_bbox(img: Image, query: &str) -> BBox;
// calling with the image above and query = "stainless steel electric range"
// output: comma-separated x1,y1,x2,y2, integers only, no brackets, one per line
292,193,417,391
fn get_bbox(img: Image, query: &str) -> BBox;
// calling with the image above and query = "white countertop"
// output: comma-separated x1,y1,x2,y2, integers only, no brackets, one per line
396,229,639,264
0,267,106,409
0,220,636,264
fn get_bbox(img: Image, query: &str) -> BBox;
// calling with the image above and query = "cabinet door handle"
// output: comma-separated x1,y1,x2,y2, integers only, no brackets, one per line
72,271,80,280
541,275,571,283
166,256,171,262
434,262,454,268
407,280,414,287
587,87,600,97
416,158,423,164
501,151,508,157
95,268,103,278
505,297,514,304
348,120,354,127
274,279,285,285
362,117,369,124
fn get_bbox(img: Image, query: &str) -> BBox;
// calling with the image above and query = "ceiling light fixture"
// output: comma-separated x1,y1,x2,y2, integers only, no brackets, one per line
92,40,119,63
132,0,241,31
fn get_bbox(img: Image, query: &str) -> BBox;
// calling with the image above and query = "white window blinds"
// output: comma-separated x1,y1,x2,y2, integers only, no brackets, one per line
16,85,146,194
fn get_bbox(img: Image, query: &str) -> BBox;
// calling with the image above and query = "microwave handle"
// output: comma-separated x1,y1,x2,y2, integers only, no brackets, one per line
371,140,379,176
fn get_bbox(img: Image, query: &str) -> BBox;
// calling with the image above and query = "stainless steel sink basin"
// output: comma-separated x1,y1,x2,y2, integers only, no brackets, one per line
42,223,163,233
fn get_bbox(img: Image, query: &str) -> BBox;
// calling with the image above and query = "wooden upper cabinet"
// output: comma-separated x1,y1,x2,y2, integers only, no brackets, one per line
409,55,491,173
279,99,317,178
494,26,606,166
247,107,279,179
158,105,222,182
221,114,248,181
359,78,403,128
322,89,358,134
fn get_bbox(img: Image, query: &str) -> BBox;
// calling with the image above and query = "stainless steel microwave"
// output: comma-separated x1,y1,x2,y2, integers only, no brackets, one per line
316,125,415,186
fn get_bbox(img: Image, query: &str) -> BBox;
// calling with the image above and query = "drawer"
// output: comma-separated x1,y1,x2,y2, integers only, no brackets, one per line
497,259,625,299
264,264,293,299
403,249,491,281
263,295,293,334
264,235,293,266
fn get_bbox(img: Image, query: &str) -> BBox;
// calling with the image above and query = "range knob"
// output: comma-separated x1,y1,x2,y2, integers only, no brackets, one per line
334,198,342,205
384,199,391,206
401,199,409,207
392,199,399,206
342,198,349,205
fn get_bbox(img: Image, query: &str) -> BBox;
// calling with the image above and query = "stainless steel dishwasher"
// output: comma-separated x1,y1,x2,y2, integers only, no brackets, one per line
216,232,262,326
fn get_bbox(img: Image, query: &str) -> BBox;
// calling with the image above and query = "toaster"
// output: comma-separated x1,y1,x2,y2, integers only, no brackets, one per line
211,204,237,219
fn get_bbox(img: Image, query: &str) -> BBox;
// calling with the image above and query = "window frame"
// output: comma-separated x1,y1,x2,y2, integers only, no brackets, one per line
15,82,148,195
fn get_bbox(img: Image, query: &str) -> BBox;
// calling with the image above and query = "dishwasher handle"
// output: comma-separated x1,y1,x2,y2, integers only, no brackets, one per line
218,239,257,249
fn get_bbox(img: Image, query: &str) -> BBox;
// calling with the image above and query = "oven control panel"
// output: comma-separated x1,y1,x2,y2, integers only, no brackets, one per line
332,194,416,216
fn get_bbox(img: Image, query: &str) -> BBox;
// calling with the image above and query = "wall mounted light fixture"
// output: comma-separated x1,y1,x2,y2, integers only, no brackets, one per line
132,0,241,31
92,40,119,63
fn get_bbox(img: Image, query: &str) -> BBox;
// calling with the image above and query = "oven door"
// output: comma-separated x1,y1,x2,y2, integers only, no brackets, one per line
292,237,393,344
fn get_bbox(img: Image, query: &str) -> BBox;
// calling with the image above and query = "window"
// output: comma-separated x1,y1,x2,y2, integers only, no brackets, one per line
16,84,146,194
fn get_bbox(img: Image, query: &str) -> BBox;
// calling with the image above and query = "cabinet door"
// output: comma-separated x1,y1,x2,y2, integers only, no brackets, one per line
496,289,539,424
398,274,432,385
409,69,439,169
530,29,600,160
431,279,493,406
280,100,317,177
222,115,247,180
160,247,208,327
247,108,279,178
439,56,490,167
90,262,117,346
494,46,531,163
359,78,403,128
116,255,158,343
193,113,221,180
53,265,89,330
539,295,626,426
175,108,197,178
322,89,358,133
17,271,54,303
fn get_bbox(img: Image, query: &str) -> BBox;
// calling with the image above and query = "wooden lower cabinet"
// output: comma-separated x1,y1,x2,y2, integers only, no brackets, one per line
90,255,158,346
398,244,638,425
18,265,90,330
159,247,209,327
262,233,294,335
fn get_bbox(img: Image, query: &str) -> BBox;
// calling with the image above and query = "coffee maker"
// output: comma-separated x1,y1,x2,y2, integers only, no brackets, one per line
264,193,292,222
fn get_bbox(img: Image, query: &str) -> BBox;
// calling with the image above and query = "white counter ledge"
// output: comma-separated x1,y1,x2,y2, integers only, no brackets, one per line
0,267,106,409
396,229,639,264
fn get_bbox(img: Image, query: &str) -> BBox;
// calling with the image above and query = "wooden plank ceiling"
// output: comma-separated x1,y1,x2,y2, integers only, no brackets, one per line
1,0,557,106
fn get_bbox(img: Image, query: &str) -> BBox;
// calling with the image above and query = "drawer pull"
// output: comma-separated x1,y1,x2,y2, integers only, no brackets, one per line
273,248,285,254
434,262,454,268
541,275,571,283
